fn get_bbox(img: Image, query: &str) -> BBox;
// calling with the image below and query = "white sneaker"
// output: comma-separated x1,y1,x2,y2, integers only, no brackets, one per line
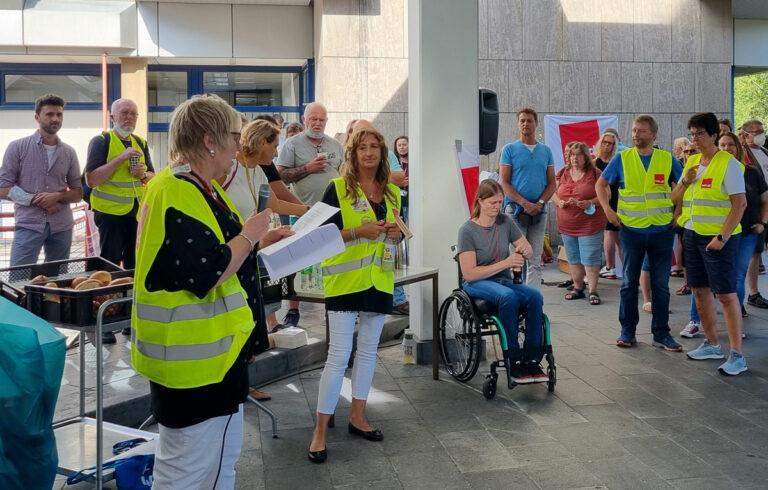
599,266,610,277
680,321,701,338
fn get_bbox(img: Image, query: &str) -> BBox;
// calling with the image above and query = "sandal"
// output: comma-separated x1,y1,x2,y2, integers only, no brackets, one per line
675,284,691,296
589,291,601,305
565,288,585,300
558,279,574,288
269,323,287,333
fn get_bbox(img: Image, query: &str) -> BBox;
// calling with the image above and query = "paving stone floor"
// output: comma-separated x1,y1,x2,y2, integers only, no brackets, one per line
231,266,768,489
54,263,768,488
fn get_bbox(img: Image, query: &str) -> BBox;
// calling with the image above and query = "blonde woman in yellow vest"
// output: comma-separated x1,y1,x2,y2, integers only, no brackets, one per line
672,113,748,376
132,95,292,488
596,115,684,352
307,127,402,464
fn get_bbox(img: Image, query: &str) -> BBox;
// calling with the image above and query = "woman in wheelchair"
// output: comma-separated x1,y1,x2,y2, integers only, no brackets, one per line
457,180,547,384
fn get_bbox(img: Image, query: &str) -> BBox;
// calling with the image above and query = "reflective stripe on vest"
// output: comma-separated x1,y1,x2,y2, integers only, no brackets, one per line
321,177,399,297
135,292,247,323
91,188,135,204
90,130,146,216
616,148,674,228
321,254,383,276
135,336,233,361
677,151,743,235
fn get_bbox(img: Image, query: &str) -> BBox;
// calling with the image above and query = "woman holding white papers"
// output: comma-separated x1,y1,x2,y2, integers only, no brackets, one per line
307,127,403,464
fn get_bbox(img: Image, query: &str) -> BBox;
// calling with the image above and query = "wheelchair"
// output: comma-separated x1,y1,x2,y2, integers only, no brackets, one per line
437,248,556,399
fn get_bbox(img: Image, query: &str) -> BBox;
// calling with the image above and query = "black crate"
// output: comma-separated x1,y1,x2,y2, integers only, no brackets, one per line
0,257,132,326
260,273,296,304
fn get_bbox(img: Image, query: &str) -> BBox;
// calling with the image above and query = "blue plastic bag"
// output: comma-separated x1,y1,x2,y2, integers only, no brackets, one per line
0,297,66,490
66,454,154,489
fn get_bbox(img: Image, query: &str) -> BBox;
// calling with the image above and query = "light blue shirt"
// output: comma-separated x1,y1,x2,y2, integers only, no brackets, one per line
499,140,554,205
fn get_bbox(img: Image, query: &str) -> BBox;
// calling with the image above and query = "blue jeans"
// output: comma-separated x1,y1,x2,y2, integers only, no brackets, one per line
736,232,758,306
618,227,674,339
463,277,544,363
393,286,407,306
10,225,72,267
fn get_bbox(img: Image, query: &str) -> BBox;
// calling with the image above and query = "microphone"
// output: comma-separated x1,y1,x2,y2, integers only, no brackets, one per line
256,184,271,213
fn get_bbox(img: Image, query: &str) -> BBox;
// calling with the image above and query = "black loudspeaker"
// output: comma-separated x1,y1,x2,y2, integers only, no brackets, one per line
479,88,499,155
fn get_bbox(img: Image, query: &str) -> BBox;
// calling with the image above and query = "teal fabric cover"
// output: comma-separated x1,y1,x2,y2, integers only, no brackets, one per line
0,297,65,489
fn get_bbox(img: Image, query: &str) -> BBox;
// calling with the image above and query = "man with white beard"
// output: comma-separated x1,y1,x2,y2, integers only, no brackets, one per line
85,98,155,342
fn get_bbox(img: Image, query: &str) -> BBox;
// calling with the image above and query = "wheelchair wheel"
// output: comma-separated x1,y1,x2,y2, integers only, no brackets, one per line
438,291,481,382
546,352,556,392
482,374,497,400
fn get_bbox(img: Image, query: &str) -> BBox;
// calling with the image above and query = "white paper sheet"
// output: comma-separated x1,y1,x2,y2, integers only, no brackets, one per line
257,202,345,281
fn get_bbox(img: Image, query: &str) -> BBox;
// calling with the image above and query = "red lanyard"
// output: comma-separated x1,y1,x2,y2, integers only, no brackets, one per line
186,170,234,216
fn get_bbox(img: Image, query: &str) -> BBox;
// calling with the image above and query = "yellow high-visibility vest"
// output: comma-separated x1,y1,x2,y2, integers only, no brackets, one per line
321,177,401,297
90,130,147,215
131,168,254,389
616,148,674,228
677,151,743,235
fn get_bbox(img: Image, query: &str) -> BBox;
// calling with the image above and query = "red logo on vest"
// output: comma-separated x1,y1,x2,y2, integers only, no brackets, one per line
654,173,665,184
701,178,713,189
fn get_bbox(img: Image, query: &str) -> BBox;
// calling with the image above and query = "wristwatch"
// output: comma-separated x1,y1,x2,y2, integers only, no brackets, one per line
537,199,545,205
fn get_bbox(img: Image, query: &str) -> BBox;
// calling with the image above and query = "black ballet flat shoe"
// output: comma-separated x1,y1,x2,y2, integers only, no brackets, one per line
307,447,327,464
348,423,384,442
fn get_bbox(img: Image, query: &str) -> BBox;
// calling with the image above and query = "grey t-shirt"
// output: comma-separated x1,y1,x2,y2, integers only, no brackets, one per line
276,133,343,205
457,214,523,280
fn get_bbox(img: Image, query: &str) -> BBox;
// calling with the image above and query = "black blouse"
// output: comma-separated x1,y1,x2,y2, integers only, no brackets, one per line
145,175,267,429
321,183,393,314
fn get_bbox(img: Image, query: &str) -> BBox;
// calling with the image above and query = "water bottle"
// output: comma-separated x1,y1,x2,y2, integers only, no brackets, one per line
314,263,324,292
300,266,313,290
402,329,416,365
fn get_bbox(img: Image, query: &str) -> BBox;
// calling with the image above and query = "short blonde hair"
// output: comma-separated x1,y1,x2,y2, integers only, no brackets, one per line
240,119,280,158
673,137,691,151
168,94,240,165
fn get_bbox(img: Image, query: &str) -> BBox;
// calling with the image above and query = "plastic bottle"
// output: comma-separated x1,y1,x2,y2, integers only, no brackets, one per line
402,329,416,365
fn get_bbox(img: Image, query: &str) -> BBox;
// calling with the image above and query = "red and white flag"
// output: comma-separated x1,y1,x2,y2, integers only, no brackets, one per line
544,115,619,170
454,140,480,216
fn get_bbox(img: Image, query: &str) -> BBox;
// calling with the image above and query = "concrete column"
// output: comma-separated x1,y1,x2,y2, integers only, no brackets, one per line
408,0,478,363
119,57,149,139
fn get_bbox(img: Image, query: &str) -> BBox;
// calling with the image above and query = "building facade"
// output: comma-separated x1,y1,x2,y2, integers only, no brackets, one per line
1,0,766,172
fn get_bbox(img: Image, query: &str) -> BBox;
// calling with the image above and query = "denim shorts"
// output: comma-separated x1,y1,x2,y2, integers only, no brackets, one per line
683,229,740,294
561,231,603,267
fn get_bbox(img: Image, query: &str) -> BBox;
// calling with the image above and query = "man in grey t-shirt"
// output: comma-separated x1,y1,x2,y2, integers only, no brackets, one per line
276,102,342,206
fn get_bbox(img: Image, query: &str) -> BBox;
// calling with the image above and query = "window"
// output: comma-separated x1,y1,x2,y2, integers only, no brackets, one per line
203,71,299,108
148,71,187,107
4,74,102,103
0,63,120,109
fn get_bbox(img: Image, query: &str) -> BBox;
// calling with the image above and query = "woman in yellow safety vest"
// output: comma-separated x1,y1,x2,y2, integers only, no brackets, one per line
131,94,292,488
672,112,748,376
307,127,402,464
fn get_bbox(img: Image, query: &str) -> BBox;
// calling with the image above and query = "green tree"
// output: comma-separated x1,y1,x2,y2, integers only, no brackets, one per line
734,71,768,128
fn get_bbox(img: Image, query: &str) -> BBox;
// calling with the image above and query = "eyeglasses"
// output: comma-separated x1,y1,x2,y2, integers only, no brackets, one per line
602,141,615,146
683,149,697,155
230,132,242,146
688,130,709,139
745,129,765,136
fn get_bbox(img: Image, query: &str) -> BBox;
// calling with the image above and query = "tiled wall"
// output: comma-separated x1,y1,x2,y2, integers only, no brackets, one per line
314,0,733,168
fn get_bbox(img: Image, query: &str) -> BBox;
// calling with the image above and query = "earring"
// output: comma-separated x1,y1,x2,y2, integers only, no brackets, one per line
209,149,215,157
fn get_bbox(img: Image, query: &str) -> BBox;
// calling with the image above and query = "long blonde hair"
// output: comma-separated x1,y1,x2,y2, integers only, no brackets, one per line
595,132,618,160
471,180,504,219
341,127,397,205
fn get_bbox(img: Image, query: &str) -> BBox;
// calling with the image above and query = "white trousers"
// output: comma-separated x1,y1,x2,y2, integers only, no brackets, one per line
152,404,244,490
316,311,385,415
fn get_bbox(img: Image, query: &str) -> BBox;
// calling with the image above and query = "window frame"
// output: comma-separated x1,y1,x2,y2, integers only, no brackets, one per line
0,63,121,110
147,63,313,133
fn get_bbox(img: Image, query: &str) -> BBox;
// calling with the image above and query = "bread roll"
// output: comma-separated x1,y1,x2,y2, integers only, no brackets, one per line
44,282,58,288
31,275,49,285
75,279,103,290
108,277,133,286
71,276,89,288
89,270,113,285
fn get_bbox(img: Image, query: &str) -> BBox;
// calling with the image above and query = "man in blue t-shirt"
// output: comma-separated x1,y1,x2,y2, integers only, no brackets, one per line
596,115,684,352
499,108,556,289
